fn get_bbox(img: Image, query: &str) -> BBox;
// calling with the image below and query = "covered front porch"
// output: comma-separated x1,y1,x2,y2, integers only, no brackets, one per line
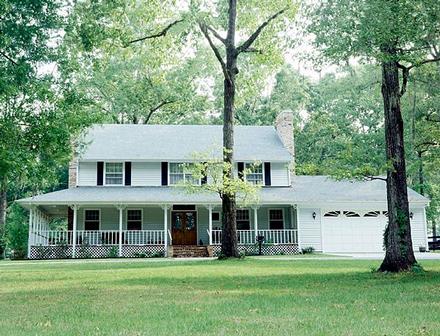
27,203,299,259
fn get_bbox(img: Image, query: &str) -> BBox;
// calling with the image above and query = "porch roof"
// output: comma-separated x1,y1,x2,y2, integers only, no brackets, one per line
17,176,429,210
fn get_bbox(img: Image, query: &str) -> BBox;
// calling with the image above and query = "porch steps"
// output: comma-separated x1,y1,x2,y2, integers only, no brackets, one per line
170,245,212,258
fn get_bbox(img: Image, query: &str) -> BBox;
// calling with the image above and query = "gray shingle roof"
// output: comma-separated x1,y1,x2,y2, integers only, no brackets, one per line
79,124,292,162
17,176,428,209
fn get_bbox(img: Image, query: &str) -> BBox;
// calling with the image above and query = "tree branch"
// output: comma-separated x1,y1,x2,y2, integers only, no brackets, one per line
144,100,175,124
407,57,440,71
206,25,226,45
241,47,262,54
236,7,287,54
363,175,388,182
126,19,183,46
400,66,409,97
0,50,17,65
198,22,229,82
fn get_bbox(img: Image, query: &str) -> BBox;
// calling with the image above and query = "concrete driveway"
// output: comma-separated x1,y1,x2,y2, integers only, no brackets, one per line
327,252,440,260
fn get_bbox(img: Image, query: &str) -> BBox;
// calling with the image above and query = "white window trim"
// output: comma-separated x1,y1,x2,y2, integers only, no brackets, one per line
168,162,201,186
104,162,125,186
244,162,265,185
126,208,143,230
84,209,101,231
268,208,285,230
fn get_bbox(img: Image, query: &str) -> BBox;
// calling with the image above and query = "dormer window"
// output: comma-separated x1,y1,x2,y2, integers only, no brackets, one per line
245,163,264,185
105,162,124,185
169,163,200,185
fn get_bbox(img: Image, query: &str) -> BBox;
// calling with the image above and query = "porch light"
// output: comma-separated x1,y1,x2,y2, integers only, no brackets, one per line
312,212,316,220
410,212,414,219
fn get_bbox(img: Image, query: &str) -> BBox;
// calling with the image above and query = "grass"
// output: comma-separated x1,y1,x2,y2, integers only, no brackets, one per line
1,258,440,336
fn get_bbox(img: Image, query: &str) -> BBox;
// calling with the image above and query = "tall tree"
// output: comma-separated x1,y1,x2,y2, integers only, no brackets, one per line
0,1,94,255
307,0,440,271
198,0,294,257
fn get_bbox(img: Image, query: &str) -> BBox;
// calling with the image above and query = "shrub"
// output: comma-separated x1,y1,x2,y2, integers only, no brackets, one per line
107,246,118,258
301,246,315,254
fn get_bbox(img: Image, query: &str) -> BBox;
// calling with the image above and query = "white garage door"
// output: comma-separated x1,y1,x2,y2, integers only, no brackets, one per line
322,210,388,253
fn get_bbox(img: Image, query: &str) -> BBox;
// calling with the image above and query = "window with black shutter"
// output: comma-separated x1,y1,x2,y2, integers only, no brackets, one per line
125,162,131,186
97,162,104,185
161,162,168,186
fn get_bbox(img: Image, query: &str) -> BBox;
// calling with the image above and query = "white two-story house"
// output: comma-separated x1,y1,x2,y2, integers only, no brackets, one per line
18,112,429,259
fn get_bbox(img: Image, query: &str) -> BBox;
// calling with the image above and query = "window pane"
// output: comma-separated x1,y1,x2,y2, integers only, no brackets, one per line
237,221,250,230
85,210,99,221
212,212,220,221
105,163,123,185
245,163,263,184
236,209,249,221
169,163,183,174
127,210,142,221
170,174,184,185
269,210,283,220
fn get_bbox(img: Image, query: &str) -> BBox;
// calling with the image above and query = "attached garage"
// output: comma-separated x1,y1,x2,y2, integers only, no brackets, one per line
321,210,388,253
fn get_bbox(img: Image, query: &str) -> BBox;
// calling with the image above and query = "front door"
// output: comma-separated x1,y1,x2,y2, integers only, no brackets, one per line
171,211,197,245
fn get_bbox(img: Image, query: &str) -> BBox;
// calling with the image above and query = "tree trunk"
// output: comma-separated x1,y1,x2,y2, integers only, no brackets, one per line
0,176,6,227
379,54,417,272
221,0,239,258
0,176,7,257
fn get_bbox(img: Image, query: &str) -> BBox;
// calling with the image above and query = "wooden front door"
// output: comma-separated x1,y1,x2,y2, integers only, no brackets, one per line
171,211,197,245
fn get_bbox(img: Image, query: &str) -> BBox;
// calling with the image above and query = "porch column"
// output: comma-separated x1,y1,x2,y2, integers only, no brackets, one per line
27,208,34,259
294,204,301,249
208,205,213,245
161,204,170,257
253,206,259,241
116,205,126,257
71,205,78,258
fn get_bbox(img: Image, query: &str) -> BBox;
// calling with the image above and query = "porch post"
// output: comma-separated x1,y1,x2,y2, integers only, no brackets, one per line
161,204,169,257
253,206,258,241
117,205,125,257
27,208,34,259
71,205,78,258
208,205,213,245
294,204,301,249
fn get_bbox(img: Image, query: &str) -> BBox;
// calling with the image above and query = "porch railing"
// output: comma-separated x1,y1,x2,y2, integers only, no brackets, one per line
35,230,165,246
211,229,297,245
34,229,297,247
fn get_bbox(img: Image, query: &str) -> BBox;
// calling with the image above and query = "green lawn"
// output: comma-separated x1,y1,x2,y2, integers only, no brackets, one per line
1,258,439,336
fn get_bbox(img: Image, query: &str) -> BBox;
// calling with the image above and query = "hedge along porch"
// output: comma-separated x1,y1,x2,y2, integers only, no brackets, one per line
26,201,299,259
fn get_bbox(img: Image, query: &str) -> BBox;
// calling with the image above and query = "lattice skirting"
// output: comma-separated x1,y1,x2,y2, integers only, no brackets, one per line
211,244,300,256
29,245,165,259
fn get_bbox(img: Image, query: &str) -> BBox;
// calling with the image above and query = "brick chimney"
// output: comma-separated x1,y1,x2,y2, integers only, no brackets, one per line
275,111,295,173
68,149,78,188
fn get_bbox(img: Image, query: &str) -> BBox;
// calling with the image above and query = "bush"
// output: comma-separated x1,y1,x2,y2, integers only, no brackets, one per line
301,246,315,254
5,204,28,259
107,246,118,258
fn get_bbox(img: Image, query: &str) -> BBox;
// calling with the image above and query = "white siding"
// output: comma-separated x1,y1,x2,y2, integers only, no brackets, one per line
298,208,322,251
410,208,428,250
131,162,161,186
270,162,290,186
78,162,96,186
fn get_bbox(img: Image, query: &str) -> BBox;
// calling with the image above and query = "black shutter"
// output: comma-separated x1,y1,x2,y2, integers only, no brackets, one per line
237,162,244,180
201,162,208,185
125,162,132,186
161,162,168,186
97,161,104,186
264,162,271,186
